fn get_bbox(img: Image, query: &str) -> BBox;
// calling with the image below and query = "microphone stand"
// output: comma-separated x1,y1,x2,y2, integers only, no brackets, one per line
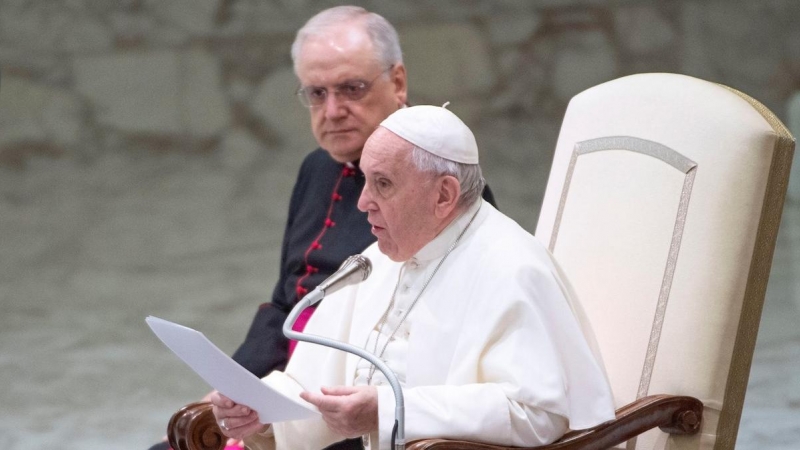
284,289,406,450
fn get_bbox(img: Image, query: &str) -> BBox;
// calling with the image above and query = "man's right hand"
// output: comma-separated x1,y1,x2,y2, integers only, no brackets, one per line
161,391,244,447
209,391,267,440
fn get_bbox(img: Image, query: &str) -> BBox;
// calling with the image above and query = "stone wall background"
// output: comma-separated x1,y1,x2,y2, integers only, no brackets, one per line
1,1,799,449
4,1,800,219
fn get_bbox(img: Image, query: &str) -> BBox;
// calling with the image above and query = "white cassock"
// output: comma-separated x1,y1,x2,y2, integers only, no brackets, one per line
245,199,615,450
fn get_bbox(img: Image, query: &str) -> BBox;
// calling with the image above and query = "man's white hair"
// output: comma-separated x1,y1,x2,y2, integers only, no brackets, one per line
409,146,485,208
291,6,403,74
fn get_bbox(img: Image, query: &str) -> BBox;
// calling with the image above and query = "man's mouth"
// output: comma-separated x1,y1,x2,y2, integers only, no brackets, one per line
326,128,355,135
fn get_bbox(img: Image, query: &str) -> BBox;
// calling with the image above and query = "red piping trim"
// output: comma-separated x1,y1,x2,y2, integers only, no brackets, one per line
293,166,349,299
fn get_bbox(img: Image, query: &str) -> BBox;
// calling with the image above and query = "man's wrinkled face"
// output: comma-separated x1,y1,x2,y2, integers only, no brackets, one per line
357,128,440,262
296,23,407,163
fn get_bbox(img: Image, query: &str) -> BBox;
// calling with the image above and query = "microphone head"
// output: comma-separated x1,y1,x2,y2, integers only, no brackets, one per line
316,254,372,296
346,254,372,281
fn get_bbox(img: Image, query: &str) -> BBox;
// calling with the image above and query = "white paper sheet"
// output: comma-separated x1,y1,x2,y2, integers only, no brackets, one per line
146,316,319,423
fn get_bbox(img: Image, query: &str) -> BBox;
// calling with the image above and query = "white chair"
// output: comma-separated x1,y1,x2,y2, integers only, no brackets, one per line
534,73,795,449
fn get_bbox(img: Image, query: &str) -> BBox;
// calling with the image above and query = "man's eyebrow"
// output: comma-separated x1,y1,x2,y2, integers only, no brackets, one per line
335,80,366,87
303,76,367,87
367,168,392,179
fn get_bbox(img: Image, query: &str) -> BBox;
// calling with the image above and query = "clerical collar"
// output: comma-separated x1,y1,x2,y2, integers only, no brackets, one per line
411,199,483,263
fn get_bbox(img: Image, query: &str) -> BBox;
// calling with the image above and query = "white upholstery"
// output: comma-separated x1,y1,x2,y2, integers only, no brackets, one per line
535,73,794,450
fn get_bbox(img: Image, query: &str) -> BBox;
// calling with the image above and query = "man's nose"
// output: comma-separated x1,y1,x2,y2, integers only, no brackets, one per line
357,187,372,212
323,92,348,119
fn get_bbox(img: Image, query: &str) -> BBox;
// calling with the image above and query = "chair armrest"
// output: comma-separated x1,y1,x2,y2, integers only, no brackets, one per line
168,401,225,450
406,394,702,450
168,394,702,450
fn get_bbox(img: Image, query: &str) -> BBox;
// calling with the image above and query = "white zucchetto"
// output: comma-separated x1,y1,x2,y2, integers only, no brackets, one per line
379,105,479,164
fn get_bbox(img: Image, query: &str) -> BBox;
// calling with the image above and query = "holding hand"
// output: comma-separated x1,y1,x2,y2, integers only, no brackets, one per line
300,385,378,438
209,391,268,440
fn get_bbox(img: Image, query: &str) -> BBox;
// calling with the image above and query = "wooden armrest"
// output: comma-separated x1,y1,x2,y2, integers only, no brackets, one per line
406,394,702,449
168,401,225,450
168,394,701,450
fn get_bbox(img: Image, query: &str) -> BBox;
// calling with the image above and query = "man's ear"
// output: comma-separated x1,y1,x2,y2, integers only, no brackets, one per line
434,175,461,219
390,63,408,107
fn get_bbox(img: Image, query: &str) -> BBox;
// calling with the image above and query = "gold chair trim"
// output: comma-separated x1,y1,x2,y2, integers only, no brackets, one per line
711,86,796,450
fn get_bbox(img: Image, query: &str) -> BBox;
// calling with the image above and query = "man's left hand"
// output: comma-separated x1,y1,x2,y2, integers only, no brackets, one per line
300,385,378,438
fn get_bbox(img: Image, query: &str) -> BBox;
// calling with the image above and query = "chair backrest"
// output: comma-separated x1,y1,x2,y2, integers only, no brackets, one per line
535,73,794,450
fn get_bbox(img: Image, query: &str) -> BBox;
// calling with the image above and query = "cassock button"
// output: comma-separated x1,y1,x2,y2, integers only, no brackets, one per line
332,193,342,201
296,286,308,296
311,242,322,250
324,219,335,228
306,265,318,274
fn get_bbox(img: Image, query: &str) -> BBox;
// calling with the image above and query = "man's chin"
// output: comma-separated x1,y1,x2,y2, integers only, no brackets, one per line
376,241,406,262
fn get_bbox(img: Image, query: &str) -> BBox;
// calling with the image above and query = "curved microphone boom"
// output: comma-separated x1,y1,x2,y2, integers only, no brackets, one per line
283,254,407,450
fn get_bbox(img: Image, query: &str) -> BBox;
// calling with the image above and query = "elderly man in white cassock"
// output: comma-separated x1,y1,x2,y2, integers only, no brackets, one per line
210,105,616,450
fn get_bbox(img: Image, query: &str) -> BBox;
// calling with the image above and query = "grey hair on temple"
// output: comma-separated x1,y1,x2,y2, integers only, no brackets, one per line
409,146,486,208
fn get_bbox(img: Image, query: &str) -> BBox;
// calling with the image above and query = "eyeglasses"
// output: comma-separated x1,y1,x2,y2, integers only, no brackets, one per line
296,65,393,108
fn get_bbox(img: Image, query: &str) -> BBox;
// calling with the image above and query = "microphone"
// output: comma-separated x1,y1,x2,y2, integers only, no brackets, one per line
303,254,372,305
283,254,407,450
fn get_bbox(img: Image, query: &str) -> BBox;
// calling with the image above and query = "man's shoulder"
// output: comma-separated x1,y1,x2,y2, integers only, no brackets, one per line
292,149,342,193
479,203,535,244
299,148,338,171
473,204,551,265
